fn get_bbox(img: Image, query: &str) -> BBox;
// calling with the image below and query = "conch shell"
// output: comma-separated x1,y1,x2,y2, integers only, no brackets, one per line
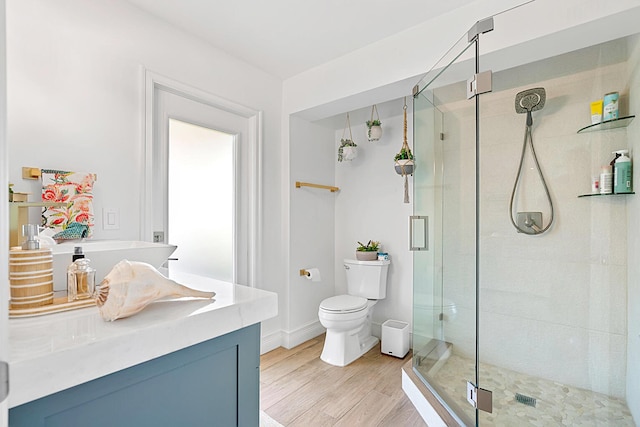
95,260,215,321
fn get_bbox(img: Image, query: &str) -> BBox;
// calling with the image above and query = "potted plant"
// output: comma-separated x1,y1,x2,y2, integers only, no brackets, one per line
394,147,414,175
366,119,382,142
356,240,380,261
366,105,383,142
338,139,358,162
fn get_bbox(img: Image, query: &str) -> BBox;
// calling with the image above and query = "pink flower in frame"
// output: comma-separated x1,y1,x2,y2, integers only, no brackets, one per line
50,217,66,226
42,185,68,202
74,212,90,224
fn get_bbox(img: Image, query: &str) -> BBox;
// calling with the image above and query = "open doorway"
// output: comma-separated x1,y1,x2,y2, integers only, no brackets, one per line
168,119,234,281
144,71,261,286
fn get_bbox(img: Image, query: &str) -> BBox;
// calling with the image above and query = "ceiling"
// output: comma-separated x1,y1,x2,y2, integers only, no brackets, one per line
123,0,478,79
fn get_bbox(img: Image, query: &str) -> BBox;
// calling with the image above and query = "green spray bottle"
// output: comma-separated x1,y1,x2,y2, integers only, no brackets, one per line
613,150,632,194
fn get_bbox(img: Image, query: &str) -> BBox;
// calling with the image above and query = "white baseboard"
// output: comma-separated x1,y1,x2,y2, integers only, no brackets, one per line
260,321,325,354
260,329,283,355
281,320,325,349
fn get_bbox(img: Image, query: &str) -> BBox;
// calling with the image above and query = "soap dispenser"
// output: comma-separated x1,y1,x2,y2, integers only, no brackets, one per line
67,247,96,302
613,150,633,194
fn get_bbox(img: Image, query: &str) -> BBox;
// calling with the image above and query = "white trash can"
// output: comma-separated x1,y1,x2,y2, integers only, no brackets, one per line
381,319,410,358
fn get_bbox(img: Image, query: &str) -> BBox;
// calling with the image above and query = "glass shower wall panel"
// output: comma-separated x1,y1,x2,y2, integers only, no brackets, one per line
412,32,477,426
412,90,442,348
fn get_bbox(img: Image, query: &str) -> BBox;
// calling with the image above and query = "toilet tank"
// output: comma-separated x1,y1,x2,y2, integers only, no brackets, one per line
344,259,390,299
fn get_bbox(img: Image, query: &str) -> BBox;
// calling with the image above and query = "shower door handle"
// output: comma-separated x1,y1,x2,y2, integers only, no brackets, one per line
409,216,428,251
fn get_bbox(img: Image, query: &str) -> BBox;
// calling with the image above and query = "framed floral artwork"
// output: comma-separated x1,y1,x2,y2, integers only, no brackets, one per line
41,169,96,240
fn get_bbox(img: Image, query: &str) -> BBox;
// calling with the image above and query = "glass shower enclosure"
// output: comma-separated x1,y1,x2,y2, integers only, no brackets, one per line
411,8,637,427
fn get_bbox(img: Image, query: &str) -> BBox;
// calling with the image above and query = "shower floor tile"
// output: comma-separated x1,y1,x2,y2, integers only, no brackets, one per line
417,353,635,426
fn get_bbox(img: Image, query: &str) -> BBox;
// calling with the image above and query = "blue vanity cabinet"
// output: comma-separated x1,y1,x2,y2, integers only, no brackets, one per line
9,323,260,427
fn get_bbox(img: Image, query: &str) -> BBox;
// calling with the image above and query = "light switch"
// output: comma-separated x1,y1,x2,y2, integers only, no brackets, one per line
103,208,120,230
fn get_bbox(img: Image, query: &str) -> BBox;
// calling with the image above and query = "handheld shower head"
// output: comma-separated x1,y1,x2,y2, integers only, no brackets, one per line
515,87,546,126
515,87,546,113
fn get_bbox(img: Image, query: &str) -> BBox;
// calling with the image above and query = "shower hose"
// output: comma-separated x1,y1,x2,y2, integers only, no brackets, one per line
509,122,554,235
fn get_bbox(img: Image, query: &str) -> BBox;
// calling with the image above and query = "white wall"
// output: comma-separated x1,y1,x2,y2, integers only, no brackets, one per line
283,100,415,348
285,116,336,346
625,34,640,423
333,101,413,334
6,0,284,339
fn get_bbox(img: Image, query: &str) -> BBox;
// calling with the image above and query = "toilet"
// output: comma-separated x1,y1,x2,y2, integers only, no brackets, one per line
318,258,390,367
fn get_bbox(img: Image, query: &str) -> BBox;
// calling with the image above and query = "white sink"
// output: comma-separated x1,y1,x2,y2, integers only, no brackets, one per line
51,240,177,292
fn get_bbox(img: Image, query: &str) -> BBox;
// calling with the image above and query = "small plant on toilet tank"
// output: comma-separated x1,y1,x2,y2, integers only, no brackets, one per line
356,240,379,261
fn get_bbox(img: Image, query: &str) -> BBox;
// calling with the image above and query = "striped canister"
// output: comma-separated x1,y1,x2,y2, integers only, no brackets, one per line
9,247,54,309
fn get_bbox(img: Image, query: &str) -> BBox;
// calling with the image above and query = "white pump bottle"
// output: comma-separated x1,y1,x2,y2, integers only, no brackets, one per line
613,150,632,194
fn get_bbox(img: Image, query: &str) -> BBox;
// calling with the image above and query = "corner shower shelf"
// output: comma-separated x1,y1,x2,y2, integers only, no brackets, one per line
578,192,635,198
576,115,635,133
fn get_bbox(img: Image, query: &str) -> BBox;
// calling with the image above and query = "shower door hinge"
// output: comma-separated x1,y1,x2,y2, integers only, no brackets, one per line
0,361,8,403
467,381,493,413
412,84,420,97
467,70,492,99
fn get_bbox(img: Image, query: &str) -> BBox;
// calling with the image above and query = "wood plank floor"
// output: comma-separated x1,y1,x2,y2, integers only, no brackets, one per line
260,335,427,426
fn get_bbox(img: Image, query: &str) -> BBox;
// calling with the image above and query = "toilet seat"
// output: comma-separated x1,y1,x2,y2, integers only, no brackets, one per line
320,295,367,314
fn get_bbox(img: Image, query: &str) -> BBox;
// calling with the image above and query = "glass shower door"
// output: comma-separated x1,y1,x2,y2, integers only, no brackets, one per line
412,31,479,426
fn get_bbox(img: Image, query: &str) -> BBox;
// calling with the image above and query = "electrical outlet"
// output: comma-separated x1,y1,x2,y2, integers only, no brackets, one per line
153,231,164,243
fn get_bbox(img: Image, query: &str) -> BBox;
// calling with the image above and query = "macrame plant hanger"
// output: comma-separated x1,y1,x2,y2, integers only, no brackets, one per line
342,112,353,143
399,98,412,203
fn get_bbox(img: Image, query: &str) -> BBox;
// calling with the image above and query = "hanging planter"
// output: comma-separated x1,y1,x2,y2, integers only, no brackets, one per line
338,112,358,162
394,158,415,175
338,141,358,162
366,105,383,142
394,97,414,203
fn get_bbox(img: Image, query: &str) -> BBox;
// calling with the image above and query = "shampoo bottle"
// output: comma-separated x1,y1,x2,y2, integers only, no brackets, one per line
67,247,96,302
613,150,633,193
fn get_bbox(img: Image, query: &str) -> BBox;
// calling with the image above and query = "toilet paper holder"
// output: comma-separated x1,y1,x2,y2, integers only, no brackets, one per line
299,268,321,282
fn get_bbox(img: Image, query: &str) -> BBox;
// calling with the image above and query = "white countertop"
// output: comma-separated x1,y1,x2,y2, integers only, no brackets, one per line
8,270,278,408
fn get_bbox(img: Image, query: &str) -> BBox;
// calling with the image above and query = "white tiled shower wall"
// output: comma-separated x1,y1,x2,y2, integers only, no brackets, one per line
439,39,634,399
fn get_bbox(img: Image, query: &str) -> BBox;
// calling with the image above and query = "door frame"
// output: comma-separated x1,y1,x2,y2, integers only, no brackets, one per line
142,69,262,287
1,0,9,423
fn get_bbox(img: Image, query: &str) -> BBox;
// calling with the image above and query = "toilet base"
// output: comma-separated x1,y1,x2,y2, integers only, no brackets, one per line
320,330,379,367
360,335,379,355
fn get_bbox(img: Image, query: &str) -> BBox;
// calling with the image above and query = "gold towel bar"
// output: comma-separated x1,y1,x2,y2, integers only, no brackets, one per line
295,181,339,192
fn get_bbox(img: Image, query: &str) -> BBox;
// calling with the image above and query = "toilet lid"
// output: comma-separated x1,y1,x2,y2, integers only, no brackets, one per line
320,295,368,313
